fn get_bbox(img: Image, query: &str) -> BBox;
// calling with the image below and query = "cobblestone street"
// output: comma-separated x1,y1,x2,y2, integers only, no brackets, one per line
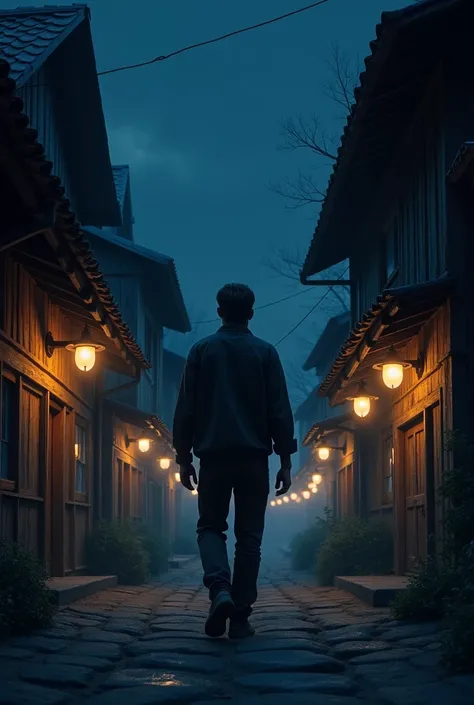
1,558,473,705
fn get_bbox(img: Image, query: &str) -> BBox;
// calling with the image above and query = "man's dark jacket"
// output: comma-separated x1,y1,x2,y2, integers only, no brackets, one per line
172,325,297,464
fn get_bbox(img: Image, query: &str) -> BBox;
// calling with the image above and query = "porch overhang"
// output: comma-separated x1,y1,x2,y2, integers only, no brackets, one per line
105,399,173,452
303,412,354,447
319,275,455,404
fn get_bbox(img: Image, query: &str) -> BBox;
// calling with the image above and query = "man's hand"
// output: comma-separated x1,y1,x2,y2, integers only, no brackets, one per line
275,458,292,496
180,462,198,492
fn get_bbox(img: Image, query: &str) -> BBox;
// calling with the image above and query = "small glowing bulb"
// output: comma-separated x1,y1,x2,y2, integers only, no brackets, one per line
74,443,80,459
283,496,289,503
174,472,181,482
270,500,276,507
192,489,198,496
302,490,311,499
75,345,96,372
159,458,171,470
290,493,298,501
354,396,371,418
318,447,330,461
276,499,283,505
296,497,301,503
312,473,322,485
312,487,318,493
138,438,151,453
382,363,404,389
308,482,315,489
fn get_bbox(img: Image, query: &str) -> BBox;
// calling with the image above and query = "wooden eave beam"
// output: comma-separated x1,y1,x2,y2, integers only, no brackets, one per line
44,228,137,374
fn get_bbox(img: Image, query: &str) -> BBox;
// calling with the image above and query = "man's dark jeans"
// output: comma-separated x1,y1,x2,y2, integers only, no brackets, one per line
197,453,269,618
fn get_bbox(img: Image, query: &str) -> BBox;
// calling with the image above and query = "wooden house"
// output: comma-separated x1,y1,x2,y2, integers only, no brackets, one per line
84,166,190,547
0,55,149,576
295,313,352,517
300,0,474,574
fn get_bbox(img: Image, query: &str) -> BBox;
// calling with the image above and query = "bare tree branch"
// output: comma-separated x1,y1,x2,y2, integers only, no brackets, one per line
268,171,327,210
278,114,337,161
322,42,359,115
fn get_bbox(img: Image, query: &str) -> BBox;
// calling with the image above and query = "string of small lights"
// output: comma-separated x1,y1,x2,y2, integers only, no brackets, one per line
269,471,323,507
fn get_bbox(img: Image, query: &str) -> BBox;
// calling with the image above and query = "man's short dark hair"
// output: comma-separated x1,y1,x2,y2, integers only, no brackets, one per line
217,283,255,323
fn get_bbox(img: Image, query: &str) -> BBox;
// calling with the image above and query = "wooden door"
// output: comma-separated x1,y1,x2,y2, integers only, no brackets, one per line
404,421,427,572
49,405,65,577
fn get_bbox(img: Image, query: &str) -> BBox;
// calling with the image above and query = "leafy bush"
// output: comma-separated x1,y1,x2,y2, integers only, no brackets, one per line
290,515,333,571
173,534,198,556
390,432,474,672
135,523,169,576
0,541,55,639
316,517,393,586
86,520,150,585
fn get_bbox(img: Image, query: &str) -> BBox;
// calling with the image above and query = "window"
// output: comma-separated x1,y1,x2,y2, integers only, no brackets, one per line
75,422,87,494
382,434,394,505
1,377,16,481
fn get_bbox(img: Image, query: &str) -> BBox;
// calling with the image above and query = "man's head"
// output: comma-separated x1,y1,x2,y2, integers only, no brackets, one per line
217,283,255,325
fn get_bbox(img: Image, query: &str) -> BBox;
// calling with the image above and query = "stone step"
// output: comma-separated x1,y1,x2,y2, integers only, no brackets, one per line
48,575,118,607
168,554,197,569
334,575,408,607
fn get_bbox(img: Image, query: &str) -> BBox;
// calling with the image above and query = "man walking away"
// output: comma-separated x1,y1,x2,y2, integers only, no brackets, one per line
173,283,296,639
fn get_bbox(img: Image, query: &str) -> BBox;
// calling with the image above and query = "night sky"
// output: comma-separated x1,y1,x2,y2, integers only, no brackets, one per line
8,0,410,403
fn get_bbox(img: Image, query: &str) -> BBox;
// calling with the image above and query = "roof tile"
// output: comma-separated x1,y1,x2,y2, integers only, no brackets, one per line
0,6,85,84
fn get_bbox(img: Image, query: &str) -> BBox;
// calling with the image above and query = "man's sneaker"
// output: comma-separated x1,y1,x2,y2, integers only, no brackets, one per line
228,617,255,640
205,591,235,638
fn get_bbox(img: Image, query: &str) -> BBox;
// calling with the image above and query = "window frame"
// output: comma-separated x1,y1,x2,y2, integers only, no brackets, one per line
74,417,88,500
382,431,394,507
0,368,19,491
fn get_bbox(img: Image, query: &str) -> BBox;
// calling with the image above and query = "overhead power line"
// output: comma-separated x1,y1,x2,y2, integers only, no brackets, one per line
274,266,349,348
191,287,313,326
98,1,330,77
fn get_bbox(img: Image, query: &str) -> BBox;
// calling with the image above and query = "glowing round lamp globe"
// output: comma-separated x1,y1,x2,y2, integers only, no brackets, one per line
270,500,276,507
302,490,311,499
317,447,330,461
290,493,298,501
312,473,322,485
277,499,283,505
283,496,289,503
382,363,404,389
354,396,371,418
174,472,181,482
192,489,198,496
312,487,318,494
75,345,96,372
138,438,151,453
159,457,171,470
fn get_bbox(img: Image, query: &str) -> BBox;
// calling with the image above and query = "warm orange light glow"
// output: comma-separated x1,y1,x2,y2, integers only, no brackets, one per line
354,396,371,418
382,363,404,389
290,493,298,501
74,443,80,459
175,472,181,482
74,345,96,372
283,496,289,503
308,482,316,489
270,500,276,507
138,438,151,453
312,487,318,494
302,490,311,499
159,457,171,470
312,473,322,485
296,497,301,503
317,447,330,461
276,499,283,505
192,489,198,496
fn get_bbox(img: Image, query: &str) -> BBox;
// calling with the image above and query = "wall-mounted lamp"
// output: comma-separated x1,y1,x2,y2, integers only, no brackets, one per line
372,345,424,389
302,490,311,500
46,324,105,372
346,380,379,418
125,427,155,453
316,443,346,460
283,496,289,503
312,473,323,485
74,443,80,460
290,492,298,501
159,457,171,470
277,498,283,505
312,487,318,494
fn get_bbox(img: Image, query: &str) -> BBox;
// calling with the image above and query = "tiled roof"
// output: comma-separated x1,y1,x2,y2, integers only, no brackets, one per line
0,57,150,370
303,412,353,447
112,165,129,219
318,276,455,398
0,5,86,85
301,0,466,279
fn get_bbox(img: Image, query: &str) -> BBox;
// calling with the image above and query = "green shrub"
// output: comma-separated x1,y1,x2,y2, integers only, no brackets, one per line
86,520,149,585
135,523,169,576
0,541,55,639
442,602,474,673
316,517,393,586
173,534,198,556
290,516,332,571
390,557,455,621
